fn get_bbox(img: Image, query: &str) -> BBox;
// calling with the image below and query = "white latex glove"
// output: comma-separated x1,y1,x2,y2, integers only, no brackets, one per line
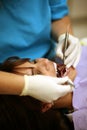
56,34,81,68
20,75,74,103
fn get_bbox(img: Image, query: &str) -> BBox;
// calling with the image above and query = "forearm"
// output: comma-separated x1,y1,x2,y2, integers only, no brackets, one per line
0,71,24,95
51,16,73,41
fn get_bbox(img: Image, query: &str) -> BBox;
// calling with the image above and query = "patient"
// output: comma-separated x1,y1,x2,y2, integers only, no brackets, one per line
0,56,75,130
1,45,87,130
0,56,76,111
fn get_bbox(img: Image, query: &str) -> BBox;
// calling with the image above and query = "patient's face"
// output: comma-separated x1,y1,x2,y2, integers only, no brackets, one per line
13,58,57,77
13,58,76,81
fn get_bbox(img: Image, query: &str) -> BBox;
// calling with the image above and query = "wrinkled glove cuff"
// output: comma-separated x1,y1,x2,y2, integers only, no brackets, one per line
20,75,28,96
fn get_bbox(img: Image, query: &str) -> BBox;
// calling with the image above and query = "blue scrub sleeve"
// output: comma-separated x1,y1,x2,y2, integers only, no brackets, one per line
49,0,69,20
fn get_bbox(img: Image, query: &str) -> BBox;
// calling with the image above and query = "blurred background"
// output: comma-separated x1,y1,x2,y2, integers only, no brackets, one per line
68,0,87,39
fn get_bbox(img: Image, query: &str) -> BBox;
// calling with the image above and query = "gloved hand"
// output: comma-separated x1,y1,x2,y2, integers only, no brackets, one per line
20,75,74,103
56,33,81,68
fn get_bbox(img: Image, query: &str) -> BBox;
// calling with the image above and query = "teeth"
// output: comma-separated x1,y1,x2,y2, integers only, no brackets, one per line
53,63,57,72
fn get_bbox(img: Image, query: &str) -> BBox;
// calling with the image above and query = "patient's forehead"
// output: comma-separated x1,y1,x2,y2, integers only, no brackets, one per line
35,58,55,64
30,58,54,65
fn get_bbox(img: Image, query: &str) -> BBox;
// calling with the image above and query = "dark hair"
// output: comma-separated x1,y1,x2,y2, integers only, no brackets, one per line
0,56,74,130
0,56,30,72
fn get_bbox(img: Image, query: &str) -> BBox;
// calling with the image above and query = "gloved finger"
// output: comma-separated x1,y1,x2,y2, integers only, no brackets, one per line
49,76,68,83
65,47,78,68
51,76,71,84
65,37,79,56
65,40,79,57
66,57,75,68
66,43,81,68
66,51,80,68
65,52,76,68
56,50,63,59
57,84,73,96
65,43,79,65
73,44,82,68
65,42,75,56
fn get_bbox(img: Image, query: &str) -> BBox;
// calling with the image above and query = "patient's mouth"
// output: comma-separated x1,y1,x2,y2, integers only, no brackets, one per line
53,63,67,77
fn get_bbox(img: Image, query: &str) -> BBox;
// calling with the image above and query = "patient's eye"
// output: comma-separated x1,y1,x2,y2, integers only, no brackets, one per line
33,60,37,64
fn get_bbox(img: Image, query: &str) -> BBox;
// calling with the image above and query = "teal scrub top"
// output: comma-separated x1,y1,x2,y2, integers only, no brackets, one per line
0,0,69,62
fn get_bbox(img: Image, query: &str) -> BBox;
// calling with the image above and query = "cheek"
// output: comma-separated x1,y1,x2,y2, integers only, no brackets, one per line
35,59,56,76
13,68,32,75
46,63,56,77
25,69,32,75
